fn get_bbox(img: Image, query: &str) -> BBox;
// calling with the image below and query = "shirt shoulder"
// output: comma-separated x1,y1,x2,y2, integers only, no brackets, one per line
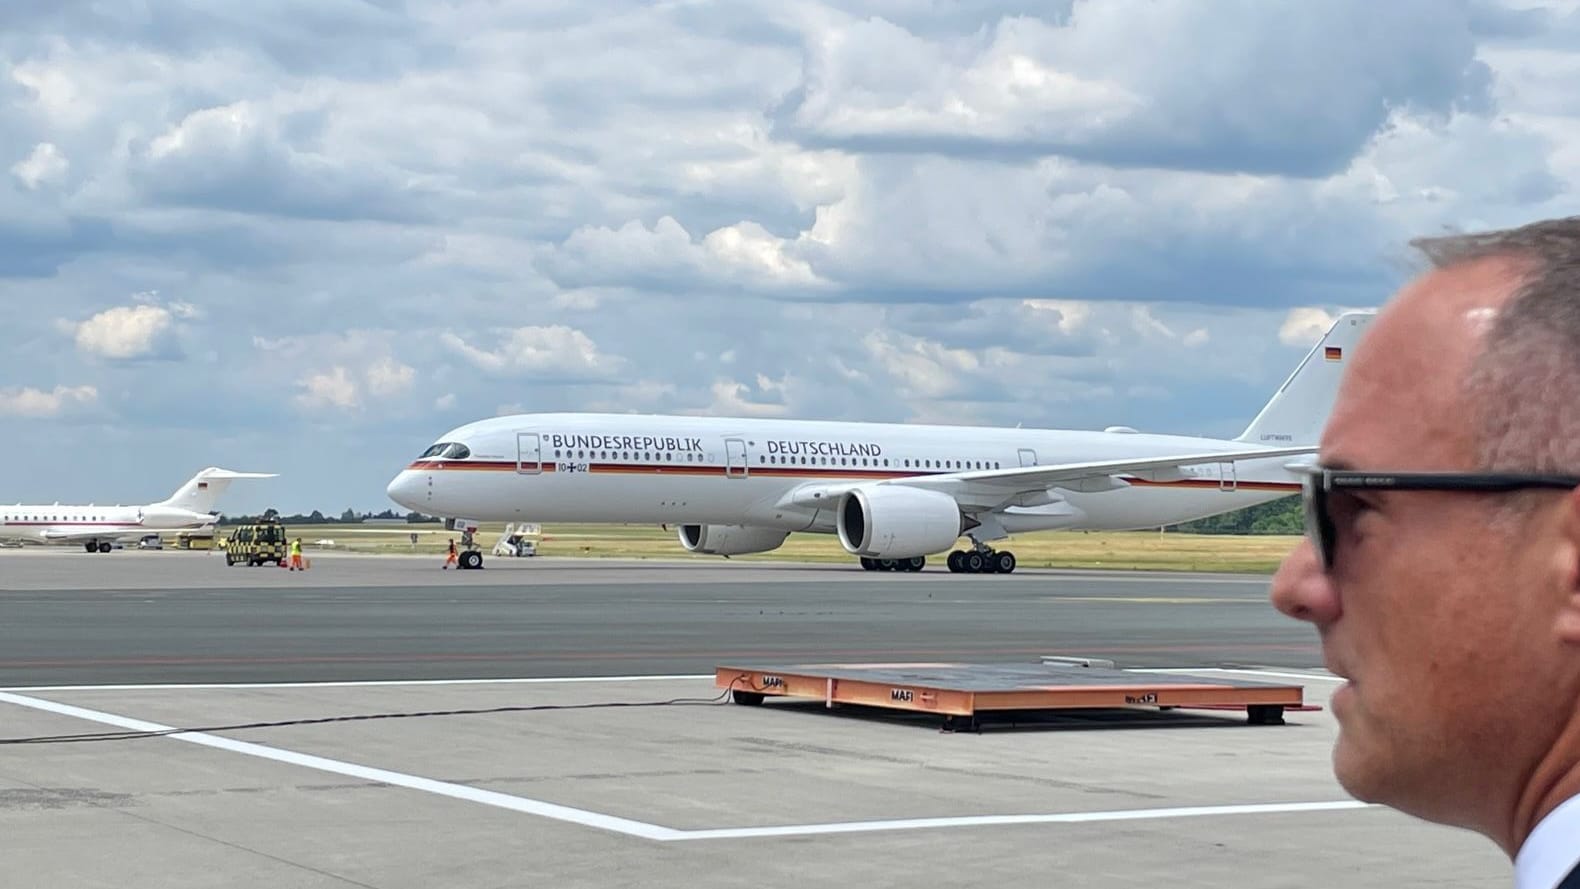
1517,793,1580,889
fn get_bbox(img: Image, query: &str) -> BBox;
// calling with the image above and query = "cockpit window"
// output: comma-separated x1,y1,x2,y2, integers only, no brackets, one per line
419,442,470,459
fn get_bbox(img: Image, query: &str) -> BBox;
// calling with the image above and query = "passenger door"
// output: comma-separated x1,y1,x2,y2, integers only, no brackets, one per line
725,437,749,478
516,432,542,474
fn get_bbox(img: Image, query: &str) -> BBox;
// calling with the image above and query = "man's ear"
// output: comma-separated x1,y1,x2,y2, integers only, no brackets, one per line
1554,487,1580,645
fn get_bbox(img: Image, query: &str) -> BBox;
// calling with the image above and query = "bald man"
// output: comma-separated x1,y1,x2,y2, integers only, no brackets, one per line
1270,215,1580,889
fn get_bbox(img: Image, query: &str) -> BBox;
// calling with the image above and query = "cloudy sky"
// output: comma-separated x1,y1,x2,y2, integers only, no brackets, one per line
2,0,1578,515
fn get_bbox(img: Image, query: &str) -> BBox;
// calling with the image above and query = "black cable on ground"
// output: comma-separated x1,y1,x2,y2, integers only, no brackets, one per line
1,674,764,746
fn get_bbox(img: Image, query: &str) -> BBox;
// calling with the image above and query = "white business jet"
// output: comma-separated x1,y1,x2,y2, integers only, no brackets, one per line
387,312,1371,573
0,467,277,552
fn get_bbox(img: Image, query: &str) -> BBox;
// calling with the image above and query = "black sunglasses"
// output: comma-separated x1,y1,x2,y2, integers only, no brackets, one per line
1301,466,1580,571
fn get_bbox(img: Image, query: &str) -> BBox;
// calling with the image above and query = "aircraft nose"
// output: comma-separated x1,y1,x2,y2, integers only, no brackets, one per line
387,470,421,508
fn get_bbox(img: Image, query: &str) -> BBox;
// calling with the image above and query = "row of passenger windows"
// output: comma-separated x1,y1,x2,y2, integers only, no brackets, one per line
554,450,693,462
2,515,111,522
548,449,1002,471
761,455,1003,470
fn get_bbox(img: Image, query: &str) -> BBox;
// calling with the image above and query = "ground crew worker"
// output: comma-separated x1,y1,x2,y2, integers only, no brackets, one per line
444,538,457,569
289,538,304,571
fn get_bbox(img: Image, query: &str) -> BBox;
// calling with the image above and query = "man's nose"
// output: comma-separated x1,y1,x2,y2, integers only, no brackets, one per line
1269,539,1343,625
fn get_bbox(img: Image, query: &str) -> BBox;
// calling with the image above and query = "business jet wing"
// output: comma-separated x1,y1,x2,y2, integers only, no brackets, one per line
779,445,1317,512
37,527,143,542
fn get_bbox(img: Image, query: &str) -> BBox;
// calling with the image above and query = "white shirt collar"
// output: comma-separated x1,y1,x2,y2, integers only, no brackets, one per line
1517,792,1580,889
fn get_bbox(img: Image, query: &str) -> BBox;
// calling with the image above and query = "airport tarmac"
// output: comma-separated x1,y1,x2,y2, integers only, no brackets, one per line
0,549,1318,686
0,550,1510,887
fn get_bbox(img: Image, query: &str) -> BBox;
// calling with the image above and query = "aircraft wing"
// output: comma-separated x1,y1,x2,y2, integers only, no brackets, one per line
779,445,1317,512
37,527,145,542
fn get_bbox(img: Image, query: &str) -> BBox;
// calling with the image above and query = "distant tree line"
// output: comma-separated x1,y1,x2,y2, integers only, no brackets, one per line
216,508,442,526
1168,497,1302,535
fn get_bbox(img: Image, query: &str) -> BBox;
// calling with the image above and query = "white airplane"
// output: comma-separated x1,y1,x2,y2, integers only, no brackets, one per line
386,312,1372,573
0,467,277,552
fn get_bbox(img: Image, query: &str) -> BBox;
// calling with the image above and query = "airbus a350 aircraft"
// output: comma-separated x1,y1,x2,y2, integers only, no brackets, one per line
387,312,1371,573
0,467,276,552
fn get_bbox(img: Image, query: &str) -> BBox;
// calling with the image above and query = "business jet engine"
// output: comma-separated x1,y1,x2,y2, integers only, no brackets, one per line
836,486,964,559
678,524,790,556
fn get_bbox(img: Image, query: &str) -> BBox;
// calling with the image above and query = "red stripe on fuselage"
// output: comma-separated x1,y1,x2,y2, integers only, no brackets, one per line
402,460,1302,491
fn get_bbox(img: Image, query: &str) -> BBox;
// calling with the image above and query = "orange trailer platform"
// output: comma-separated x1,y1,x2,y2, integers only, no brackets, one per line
714,661,1317,731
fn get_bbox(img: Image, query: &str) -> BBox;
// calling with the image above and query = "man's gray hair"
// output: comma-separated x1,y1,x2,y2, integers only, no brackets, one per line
1409,215,1580,478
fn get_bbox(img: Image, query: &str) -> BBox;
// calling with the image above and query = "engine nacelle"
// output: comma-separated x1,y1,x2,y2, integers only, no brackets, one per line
678,523,789,556
836,486,963,559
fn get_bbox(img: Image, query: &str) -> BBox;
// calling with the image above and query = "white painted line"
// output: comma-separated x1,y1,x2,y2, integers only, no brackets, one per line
0,691,684,841
671,800,1375,841
0,674,716,692
0,691,1374,843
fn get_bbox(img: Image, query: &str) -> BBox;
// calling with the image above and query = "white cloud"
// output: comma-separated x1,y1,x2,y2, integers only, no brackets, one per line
11,142,68,189
71,304,177,360
365,357,415,397
1279,308,1339,346
291,355,420,412
441,325,623,379
538,216,832,295
687,378,793,417
774,1,1493,176
0,385,97,418
863,330,1008,399
1022,300,1093,335
295,366,359,410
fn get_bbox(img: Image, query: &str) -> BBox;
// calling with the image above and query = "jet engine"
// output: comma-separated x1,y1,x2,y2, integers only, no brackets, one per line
678,523,789,556
836,486,963,559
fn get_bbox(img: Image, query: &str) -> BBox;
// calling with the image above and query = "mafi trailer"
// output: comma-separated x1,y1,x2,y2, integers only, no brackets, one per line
715,660,1317,732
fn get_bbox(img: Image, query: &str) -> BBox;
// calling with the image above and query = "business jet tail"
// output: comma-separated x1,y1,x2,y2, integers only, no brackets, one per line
157,467,278,514
1235,311,1374,447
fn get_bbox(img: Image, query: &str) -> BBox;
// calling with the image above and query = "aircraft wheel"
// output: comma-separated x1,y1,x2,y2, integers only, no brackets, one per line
84,542,96,553
963,552,984,573
905,556,926,572
462,551,484,569
859,557,876,571
994,551,1016,574
98,542,111,553
878,559,896,571
946,551,963,573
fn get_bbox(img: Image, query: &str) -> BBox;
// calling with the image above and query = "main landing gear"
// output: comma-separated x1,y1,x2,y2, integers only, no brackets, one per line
82,541,111,553
946,546,1016,574
859,555,926,572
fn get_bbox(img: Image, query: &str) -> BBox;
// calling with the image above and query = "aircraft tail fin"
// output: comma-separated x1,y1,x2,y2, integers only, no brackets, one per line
157,467,277,514
1236,311,1375,447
